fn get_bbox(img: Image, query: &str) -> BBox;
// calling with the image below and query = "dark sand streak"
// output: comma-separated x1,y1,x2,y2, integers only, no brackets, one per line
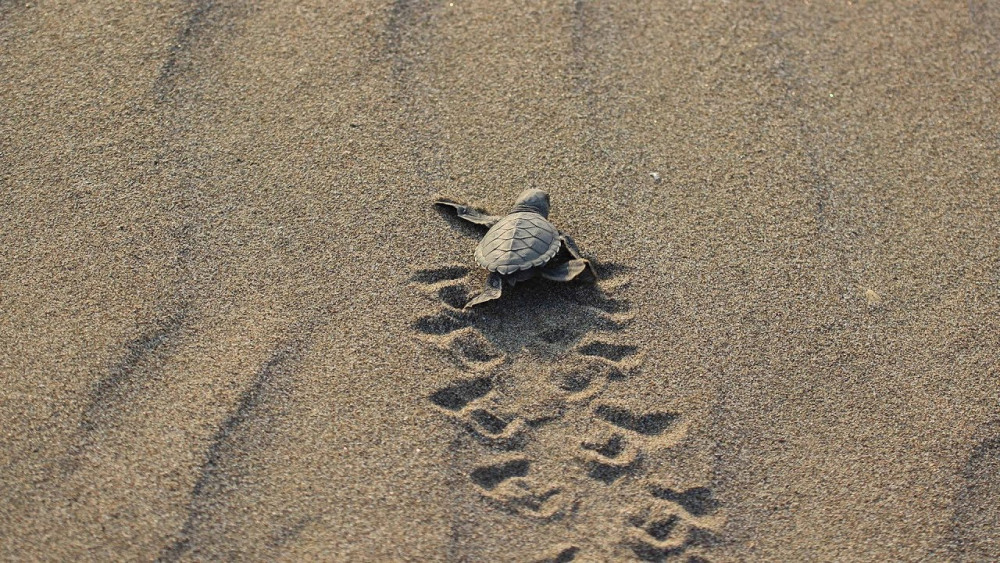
56,312,189,477
946,420,1000,560
79,312,187,434
63,0,243,475
383,0,431,81
153,0,218,104
55,0,232,468
158,342,307,562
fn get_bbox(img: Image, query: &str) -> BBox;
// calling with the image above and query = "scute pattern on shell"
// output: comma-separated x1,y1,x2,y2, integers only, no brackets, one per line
474,212,561,275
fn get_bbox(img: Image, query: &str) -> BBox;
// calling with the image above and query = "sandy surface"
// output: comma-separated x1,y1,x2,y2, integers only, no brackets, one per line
2,1,999,561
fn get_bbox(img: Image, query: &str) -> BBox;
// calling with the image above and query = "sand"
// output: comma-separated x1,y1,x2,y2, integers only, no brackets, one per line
1,1,998,561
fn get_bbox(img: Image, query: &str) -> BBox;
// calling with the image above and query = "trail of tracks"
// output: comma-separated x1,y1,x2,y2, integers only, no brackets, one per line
410,264,723,561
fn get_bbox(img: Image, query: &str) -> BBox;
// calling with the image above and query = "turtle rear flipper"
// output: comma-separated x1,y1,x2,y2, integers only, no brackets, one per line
465,272,503,308
559,233,599,280
540,259,591,282
435,197,501,227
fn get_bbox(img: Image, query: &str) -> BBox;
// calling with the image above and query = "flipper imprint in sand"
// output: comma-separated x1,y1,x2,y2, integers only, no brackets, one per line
410,265,724,560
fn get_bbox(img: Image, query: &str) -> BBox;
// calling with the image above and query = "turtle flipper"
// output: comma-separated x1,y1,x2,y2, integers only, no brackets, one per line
465,272,503,308
540,259,590,282
558,233,598,280
435,197,501,227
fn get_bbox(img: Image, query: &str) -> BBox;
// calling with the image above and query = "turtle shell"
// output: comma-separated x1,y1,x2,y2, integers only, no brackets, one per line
474,212,561,275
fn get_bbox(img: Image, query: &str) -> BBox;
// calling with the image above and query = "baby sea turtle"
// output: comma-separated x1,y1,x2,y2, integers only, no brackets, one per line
435,189,597,308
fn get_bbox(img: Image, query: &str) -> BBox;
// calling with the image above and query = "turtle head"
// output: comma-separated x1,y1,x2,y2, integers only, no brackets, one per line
511,189,551,217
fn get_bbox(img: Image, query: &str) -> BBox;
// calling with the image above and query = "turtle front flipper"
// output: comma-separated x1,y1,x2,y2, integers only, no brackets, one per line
435,197,501,227
465,272,503,308
558,233,598,280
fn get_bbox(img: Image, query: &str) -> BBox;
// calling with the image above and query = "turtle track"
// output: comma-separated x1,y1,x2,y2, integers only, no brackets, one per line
624,484,725,562
409,264,722,559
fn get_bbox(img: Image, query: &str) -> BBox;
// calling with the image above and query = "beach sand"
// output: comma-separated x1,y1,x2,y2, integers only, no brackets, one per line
2,1,998,560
